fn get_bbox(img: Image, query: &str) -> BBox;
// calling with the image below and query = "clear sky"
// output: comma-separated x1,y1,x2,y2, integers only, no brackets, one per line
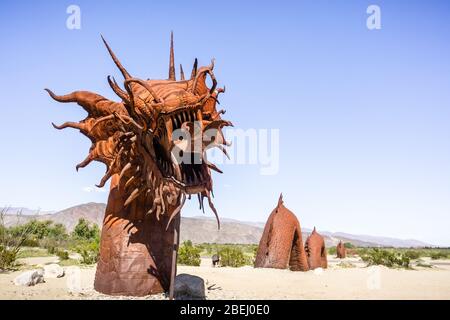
1,0,449,246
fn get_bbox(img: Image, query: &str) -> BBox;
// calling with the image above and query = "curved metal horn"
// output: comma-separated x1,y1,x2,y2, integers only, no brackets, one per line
124,78,162,104
107,76,130,104
191,59,217,95
101,35,131,80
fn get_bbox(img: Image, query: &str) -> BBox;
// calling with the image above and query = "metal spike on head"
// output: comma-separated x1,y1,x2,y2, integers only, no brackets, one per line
190,58,198,79
168,31,176,81
180,64,185,80
100,35,131,80
278,193,283,207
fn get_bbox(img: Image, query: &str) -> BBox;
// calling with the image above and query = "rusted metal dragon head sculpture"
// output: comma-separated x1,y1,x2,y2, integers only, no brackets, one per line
46,33,231,296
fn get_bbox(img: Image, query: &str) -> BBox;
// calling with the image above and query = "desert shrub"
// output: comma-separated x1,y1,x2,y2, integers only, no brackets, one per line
55,248,69,260
8,220,68,248
178,241,201,266
416,259,432,268
218,246,250,267
344,242,355,249
430,251,448,260
404,250,421,260
356,247,369,256
21,238,40,247
205,246,213,255
0,245,18,270
328,247,337,255
76,240,99,264
0,208,38,270
47,223,68,240
360,248,410,268
9,220,52,240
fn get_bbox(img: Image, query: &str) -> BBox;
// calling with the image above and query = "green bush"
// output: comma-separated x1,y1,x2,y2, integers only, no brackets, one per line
76,241,99,265
218,246,250,267
328,247,337,255
360,248,410,268
71,219,100,241
0,245,18,270
1,208,38,270
178,241,201,266
7,220,68,248
430,251,448,260
9,220,53,240
344,242,355,249
55,248,69,260
404,250,421,260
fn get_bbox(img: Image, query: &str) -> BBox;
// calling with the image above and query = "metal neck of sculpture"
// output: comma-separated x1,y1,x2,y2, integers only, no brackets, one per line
46,33,231,296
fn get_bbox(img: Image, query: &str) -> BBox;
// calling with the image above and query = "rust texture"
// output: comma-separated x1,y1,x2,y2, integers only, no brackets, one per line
46,33,231,296
304,227,328,269
254,195,309,271
336,241,347,259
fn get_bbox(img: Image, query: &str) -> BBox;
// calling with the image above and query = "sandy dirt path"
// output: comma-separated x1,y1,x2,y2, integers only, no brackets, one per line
1,257,449,299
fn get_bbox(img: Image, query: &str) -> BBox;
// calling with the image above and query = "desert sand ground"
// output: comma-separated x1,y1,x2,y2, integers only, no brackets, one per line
1,256,449,300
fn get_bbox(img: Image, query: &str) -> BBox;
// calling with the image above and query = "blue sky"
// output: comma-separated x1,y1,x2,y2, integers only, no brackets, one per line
0,0,449,245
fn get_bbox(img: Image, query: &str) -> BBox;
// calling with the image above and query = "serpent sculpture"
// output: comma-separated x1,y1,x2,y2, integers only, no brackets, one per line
336,240,347,259
46,33,231,296
254,195,309,271
304,227,328,269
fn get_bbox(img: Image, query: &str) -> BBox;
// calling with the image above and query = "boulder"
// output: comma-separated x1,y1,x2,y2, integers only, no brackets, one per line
174,274,205,299
66,266,82,293
44,264,65,278
14,269,45,286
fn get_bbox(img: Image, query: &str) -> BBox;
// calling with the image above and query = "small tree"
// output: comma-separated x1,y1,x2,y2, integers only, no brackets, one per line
72,218,99,241
48,223,68,240
0,208,37,270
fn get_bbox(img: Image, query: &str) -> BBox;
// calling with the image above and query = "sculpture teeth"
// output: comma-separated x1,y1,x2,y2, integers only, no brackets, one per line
197,169,204,181
192,170,198,183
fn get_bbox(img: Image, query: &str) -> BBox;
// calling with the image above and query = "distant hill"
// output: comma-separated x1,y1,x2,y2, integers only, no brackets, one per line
2,207,55,216
2,203,105,231
3,203,432,247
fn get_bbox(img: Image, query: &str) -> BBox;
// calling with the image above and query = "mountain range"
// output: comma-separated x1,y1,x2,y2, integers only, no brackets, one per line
2,203,432,248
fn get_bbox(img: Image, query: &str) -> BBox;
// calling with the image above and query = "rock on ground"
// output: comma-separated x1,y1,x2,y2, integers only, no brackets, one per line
44,264,65,278
13,269,45,286
174,273,205,299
